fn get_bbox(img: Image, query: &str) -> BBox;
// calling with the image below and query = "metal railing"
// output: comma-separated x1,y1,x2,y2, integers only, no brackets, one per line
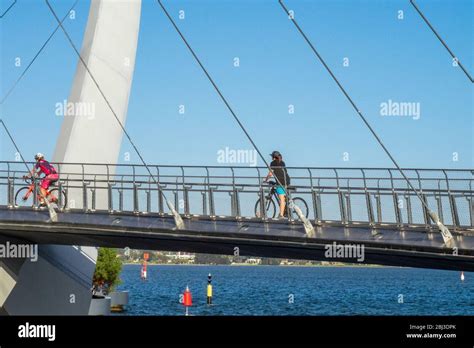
0,161,473,230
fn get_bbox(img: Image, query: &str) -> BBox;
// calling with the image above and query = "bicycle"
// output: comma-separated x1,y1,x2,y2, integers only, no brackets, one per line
254,180,309,220
15,176,67,209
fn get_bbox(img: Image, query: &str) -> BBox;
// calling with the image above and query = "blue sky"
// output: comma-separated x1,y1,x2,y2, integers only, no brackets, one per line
1,0,472,168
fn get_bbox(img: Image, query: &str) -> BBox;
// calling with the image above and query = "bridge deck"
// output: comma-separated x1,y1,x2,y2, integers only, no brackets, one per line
0,207,473,271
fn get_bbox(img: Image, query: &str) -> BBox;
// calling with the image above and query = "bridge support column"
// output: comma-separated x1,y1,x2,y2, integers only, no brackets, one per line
2,0,142,315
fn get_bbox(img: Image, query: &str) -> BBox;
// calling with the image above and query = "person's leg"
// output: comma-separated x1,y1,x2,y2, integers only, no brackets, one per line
48,174,59,202
40,177,52,204
279,194,286,217
276,186,287,217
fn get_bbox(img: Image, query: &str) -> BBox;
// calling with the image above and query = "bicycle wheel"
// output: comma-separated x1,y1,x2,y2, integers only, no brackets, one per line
49,188,67,209
254,197,276,218
289,197,309,220
15,187,34,207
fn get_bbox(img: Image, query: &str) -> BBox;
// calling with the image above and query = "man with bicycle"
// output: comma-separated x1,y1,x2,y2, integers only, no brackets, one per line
24,153,59,206
265,150,291,218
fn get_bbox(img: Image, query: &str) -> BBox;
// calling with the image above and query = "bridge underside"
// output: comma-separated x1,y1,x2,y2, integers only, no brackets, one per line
0,207,473,271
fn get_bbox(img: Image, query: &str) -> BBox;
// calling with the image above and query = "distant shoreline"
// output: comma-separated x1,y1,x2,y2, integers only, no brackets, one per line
123,262,385,267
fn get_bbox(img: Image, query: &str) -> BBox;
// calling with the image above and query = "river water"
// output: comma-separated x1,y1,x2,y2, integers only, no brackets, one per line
116,264,473,315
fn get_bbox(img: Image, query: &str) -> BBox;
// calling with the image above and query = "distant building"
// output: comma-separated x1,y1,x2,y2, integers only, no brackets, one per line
280,259,294,266
245,258,262,265
164,252,195,262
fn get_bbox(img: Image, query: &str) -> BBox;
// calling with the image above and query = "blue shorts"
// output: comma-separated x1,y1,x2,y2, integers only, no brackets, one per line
275,186,286,195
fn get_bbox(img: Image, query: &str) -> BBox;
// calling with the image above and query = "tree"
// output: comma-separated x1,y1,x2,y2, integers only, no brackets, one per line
93,248,123,294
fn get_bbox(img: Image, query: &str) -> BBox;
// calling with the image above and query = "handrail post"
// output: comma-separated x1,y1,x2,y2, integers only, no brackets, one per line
311,188,322,223
469,179,474,227
256,168,266,220
174,178,179,215
181,166,190,217
201,188,207,216
308,169,320,223
230,167,237,218
133,184,139,214
415,170,431,228
64,174,70,210
183,185,190,217
82,181,88,212
91,175,97,212
469,197,474,227
389,170,402,227
234,187,241,218
393,191,402,226
449,193,459,228
146,177,151,214
443,170,459,229
106,164,113,213
58,180,64,212
361,170,374,226
158,186,164,215
205,168,215,218
405,187,413,225
436,179,444,223
31,177,37,208
421,193,430,227
156,167,164,215
118,175,124,212
208,186,215,218
258,186,266,220
7,176,14,208
376,179,382,223
345,179,352,224
366,190,374,226
334,169,346,225
108,182,114,213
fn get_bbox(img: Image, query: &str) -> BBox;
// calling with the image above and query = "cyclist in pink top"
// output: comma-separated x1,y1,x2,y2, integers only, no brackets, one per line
25,153,59,205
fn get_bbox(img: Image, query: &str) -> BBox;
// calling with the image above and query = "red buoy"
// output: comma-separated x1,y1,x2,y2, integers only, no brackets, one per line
183,286,192,306
183,286,192,315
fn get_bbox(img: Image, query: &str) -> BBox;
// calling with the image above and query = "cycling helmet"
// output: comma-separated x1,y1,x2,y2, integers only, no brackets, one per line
34,153,44,161
270,151,281,158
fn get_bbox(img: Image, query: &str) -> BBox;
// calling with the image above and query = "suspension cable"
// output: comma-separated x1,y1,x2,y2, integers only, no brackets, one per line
44,0,184,229
1,0,79,105
156,0,315,236
278,0,454,246
0,119,29,171
410,0,473,83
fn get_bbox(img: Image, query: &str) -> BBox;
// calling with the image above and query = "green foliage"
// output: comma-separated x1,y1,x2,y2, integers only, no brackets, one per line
93,248,123,293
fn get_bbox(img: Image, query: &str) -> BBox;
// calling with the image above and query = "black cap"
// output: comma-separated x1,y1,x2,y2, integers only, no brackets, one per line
270,151,281,158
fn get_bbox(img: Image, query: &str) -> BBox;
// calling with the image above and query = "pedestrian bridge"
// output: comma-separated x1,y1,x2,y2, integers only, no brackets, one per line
0,161,473,271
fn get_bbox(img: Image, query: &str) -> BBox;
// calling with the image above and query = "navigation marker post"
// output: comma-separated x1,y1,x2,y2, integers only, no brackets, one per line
207,273,213,305
183,286,192,316
141,252,149,280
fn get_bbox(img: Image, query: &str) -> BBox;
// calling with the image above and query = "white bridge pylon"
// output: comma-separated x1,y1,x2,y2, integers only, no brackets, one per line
1,0,142,315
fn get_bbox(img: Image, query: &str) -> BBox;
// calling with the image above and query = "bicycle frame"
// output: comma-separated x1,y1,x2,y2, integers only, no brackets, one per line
19,178,55,202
